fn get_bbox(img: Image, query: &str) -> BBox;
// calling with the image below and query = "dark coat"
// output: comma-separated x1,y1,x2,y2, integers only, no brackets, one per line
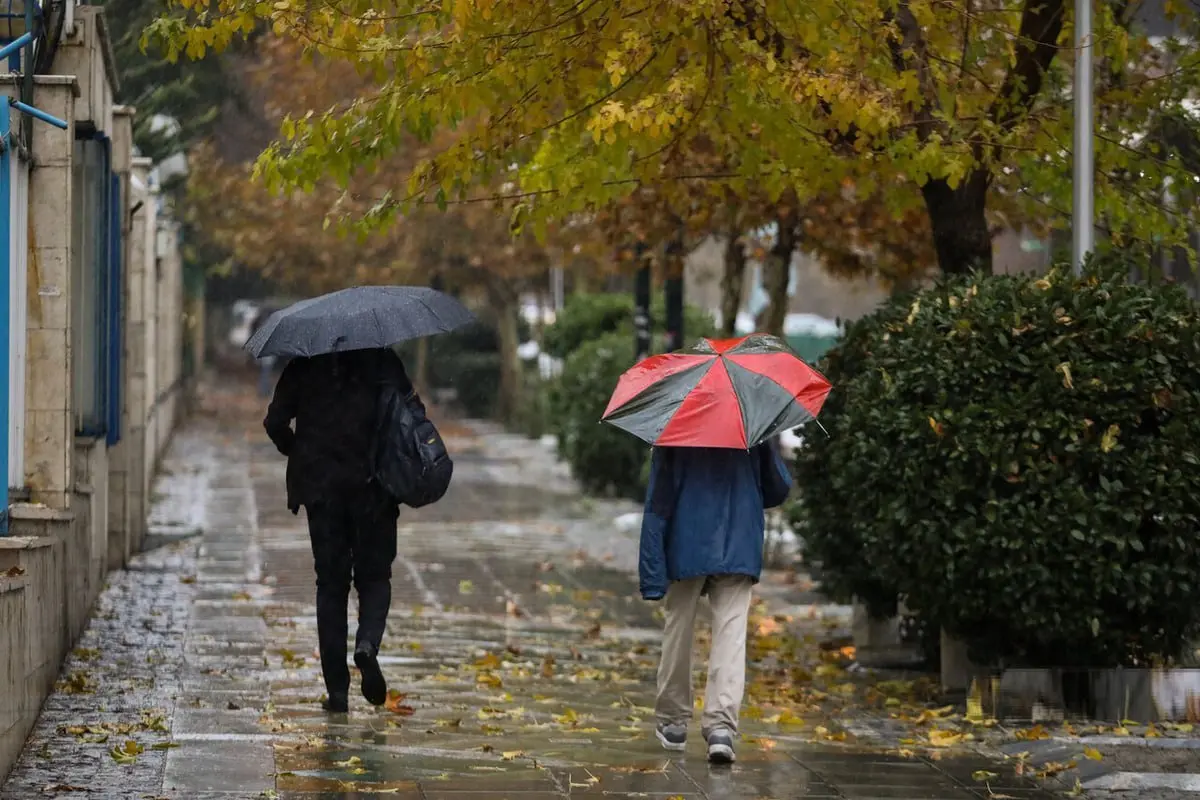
264,348,413,513
638,442,793,600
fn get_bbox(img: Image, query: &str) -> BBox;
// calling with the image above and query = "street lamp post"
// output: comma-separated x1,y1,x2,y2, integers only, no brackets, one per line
1072,0,1094,274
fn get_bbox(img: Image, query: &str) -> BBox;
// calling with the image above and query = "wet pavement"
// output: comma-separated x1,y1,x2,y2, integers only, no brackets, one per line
1,383,1063,799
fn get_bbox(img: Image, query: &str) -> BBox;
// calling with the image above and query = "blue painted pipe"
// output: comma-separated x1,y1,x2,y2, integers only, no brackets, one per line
10,99,67,130
0,31,32,64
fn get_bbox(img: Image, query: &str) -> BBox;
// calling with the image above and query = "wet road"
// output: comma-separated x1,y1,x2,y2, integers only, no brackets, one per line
1,384,1061,799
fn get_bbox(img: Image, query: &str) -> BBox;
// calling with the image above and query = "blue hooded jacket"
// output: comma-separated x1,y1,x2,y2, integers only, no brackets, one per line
638,442,793,600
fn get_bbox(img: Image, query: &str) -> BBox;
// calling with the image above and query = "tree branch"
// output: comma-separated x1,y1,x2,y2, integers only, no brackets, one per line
986,0,1065,157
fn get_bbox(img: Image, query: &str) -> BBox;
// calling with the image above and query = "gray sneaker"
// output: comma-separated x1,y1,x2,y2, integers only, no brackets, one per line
706,728,736,764
655,722,687,752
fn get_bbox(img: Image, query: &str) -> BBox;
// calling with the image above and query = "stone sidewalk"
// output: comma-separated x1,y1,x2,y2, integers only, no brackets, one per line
1,383,1059,799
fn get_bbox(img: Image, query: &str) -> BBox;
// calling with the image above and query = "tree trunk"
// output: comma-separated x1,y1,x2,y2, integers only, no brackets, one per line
663,229,686,351
720,217,747,338
921,171,993,275
633,243,653,361
487,280,523,425
760,206,799,337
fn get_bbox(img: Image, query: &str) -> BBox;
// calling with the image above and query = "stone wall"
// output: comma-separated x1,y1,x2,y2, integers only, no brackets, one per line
0,6,190,784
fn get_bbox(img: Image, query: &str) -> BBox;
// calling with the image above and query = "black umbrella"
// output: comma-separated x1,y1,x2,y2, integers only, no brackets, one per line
244,285,475,359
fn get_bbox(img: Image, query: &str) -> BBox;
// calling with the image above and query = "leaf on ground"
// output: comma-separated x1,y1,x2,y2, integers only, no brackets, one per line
553,708,580,725
475,653,503,669
458,580,475,595
385,691,415,716
333,755,363,768
500,750,526,761
476,672,503,689
109,740,144,764
928,728,969,747
3,565,26,577
231,591,252,601
1013,724,1051,741
1083,747,1103,761
972,770,999,782
150,742,179,750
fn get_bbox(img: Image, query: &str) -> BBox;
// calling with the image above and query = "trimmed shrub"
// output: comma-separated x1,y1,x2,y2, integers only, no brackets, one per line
543,293,718,360
791,258,1200,668
543,294,634,359
547,331,651,499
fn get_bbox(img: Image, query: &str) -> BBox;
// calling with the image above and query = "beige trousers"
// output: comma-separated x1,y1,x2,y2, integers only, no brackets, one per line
655,575,754,737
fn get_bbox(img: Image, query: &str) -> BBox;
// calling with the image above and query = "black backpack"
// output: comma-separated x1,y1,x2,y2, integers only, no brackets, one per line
371,383,453,508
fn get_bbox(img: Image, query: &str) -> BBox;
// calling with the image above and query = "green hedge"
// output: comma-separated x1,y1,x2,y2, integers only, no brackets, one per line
542,294,716,497
791,258,1200,668
544,293,718,359
547,331,651,499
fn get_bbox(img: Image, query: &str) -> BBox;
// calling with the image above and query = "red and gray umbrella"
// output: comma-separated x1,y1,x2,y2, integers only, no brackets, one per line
601,334,832,449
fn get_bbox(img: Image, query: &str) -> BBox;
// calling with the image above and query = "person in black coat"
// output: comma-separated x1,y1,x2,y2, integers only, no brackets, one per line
264,347,413,712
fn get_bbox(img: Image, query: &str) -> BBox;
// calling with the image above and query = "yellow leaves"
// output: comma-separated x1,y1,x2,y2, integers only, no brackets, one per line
1082,746,1103,761
927,728,971,747
762,709,806,726
109,740,144,764
906,298,921,325
58,672,96,695
476,672,503,689
811,726,847,743
972,769,999,782
458,580,475,595
1100,424,1120,453
1057,362,1074,390
928,416,945,438
1013,724,1052,741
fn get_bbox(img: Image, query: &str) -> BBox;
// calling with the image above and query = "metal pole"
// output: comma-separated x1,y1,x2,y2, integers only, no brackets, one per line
11,99,68,130
1072,0,1094,273
0,31,32,63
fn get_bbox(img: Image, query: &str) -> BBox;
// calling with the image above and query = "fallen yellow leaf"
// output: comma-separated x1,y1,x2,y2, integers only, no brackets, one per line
928,728,968,747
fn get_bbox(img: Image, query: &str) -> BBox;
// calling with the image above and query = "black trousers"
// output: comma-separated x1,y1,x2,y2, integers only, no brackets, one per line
305,488,399,697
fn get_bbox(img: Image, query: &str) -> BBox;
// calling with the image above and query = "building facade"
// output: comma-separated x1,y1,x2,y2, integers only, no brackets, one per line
0,6,188,779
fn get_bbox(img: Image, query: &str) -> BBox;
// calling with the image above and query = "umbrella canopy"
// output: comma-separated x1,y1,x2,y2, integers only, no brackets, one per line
245,286,475,359
601,334,832,449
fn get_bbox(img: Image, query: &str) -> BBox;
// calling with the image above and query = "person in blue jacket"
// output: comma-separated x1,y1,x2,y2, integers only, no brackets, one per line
640,440,793,764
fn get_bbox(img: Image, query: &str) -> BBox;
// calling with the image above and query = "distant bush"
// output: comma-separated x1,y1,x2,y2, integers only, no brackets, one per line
791,258,1200,668
543,293,717,360
541,295,717,497
547,331,651,499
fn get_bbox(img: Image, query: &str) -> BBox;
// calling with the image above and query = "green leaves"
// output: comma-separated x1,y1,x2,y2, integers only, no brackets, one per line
793,254,1200,668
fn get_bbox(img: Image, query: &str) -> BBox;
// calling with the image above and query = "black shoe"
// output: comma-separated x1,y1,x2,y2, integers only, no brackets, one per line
354,642,387,706
706,728,736,764
322,692,349,713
